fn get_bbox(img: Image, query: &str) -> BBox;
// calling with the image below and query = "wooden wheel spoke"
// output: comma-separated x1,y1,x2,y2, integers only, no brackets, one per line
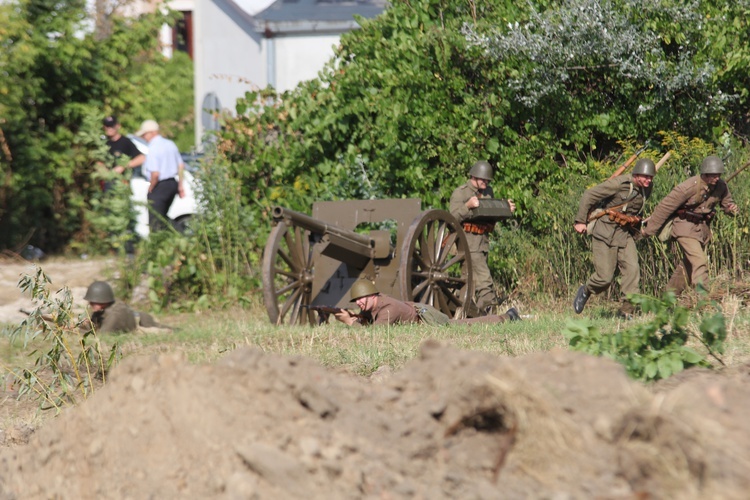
279,287,302,319
275,280,300,298
436,287,451,311
418,232,435,265
277,248,298,273
274,267,298,280
412,279,430,297
437,283,463,306
440,254,466,272
411,251,429,271
436,232,457,264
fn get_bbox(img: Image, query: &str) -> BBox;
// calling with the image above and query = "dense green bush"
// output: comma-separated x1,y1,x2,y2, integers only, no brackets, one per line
0,0,193,253
211,0,750,301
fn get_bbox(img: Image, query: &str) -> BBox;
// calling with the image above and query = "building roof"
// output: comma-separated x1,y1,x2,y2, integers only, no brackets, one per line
255,0,386,24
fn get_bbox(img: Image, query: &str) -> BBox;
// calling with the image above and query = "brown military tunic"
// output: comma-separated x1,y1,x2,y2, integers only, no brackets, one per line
575,174,650,299
353,294,511,326
450,181,496,310
643,175,735,292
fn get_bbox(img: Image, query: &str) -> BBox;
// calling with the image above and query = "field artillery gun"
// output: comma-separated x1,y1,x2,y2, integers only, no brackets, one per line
262,199,475,326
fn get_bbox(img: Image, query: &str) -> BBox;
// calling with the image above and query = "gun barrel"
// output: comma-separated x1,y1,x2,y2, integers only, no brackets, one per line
272,206,379,261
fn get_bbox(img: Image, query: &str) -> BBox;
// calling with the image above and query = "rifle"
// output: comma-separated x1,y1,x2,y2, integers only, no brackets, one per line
725,159,750,183
654,151,671,171
608,142,649,179
19,308,56,323
302,305,368,325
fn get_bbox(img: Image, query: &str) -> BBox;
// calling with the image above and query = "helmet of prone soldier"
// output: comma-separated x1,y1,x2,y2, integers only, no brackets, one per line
631,158,656,177
350,279,379,302
700,155,725,175
84,281,115,303
468,160,493,181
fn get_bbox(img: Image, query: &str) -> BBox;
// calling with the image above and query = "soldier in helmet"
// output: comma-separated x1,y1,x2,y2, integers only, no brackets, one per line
449,160,516,315
573,158,656,317
333,279,520,326
82,281,167,333
642,155,738,294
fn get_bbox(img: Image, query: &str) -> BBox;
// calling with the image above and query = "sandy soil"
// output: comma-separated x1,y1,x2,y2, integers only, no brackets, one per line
0,255,115,324
1,257,750,499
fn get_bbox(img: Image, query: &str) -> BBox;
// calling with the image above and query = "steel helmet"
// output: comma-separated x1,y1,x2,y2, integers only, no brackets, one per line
631,158,656,177
700,155,724,175
469,160,493,181
350,279,379,302
84,281,115,303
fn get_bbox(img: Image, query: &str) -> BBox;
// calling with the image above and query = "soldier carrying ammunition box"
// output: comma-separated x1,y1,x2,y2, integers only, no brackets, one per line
449,160,516,315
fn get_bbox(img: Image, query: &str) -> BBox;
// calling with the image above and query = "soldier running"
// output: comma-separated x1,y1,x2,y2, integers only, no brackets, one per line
573,159,656,317
642,155,738,294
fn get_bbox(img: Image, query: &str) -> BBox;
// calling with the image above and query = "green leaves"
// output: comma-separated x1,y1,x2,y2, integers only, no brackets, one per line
563,292,724,382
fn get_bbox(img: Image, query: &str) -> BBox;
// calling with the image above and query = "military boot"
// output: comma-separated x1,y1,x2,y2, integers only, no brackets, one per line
573,285,590,314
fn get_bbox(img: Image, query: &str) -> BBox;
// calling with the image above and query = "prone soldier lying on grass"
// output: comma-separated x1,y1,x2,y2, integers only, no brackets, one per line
332,279,521,327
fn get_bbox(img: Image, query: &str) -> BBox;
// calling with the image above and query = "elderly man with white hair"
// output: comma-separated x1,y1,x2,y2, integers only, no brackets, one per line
135,119,185,233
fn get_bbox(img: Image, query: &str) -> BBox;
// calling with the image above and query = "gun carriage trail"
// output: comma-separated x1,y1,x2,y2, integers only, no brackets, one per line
1,256,750,499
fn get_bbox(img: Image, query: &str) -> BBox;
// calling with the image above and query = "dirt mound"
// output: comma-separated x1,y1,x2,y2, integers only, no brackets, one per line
1,342,750,499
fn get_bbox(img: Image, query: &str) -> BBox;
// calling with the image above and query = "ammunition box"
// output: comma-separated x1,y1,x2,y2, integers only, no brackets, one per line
467,198,513,222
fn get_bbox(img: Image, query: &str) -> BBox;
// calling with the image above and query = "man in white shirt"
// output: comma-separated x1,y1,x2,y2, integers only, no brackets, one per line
135,119,185,232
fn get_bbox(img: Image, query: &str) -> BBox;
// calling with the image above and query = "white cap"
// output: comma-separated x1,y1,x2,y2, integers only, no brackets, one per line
135,119,159,137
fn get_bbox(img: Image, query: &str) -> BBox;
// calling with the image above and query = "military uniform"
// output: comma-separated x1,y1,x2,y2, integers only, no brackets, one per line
643,175,735,293
88,301,164,333
90,301,138,333
450,181,496,310
575,174,650,309
351,294,515,326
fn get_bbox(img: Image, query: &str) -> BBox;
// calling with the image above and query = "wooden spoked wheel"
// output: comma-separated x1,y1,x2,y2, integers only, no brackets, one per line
262,221,316,326
399,210,473,318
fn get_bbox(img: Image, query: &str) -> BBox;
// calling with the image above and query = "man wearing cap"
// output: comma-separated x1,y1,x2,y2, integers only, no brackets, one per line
135,119,185,232
333,279,520,326
450,160,516,315
573,158,656,317
642,155,738,294
102,115,145,191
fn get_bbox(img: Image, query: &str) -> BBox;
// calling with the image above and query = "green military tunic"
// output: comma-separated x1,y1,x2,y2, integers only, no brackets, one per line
575,174,650,299
90,301,138,333
89,301,163,333
643,175,735,293
450,181,496,310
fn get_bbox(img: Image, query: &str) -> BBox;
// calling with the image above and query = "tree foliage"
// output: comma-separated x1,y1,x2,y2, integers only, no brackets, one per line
0,0,193,252
212,0,750,297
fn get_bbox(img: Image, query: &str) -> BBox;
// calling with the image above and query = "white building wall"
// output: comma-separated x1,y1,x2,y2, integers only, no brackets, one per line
271,35,340,93
194,0,268,145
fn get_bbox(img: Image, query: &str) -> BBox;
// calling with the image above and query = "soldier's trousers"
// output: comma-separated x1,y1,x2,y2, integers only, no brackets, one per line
666,236,708,295
471,250,496,310
585,237,639,297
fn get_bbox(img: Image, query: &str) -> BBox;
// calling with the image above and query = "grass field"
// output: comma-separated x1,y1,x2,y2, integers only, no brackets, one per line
4,293,748,380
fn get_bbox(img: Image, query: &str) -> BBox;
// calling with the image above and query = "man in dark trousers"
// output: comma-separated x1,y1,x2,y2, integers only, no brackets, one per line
642,155,738,294
102,115,145,191
135,119,185,233
573,158,655,317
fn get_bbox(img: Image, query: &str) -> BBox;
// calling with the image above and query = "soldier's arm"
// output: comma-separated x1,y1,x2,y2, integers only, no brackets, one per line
574,177,621,224
642,183,691,237
719,182,738,215
449,187,473,222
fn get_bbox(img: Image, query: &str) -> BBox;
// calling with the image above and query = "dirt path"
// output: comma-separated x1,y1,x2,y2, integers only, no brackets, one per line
0,256,115,323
